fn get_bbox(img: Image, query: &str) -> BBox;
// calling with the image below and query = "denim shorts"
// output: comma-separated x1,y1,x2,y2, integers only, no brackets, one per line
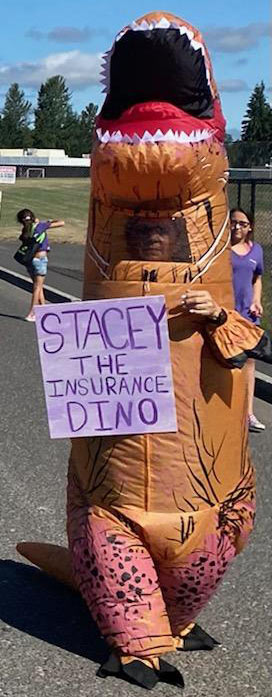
29,256,48,277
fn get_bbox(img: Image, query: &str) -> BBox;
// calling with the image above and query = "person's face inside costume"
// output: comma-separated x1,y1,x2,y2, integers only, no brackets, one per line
125,217,191,262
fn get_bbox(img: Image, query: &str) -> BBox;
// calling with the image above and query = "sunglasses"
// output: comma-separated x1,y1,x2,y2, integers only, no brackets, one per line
231,220,250,229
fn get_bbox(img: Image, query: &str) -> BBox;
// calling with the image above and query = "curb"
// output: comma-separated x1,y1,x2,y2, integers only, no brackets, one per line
1,264,271,404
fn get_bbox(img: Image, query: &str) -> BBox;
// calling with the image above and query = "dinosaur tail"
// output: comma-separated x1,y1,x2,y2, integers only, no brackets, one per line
16,542,77,591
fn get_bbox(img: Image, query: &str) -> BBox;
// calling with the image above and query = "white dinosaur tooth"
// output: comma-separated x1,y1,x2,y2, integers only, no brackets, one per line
139,20,151,30
116,29,127,42
109,130,123,142
177,131,189,143
141,130,154,142
101,130,110,143
164,129,176,141
132,133,142,144
155,17,171,29
153,129,165,141
179,26,194,41
191,39,203,52
122,133,133,143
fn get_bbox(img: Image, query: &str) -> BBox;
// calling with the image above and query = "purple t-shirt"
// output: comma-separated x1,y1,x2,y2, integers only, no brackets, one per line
33,221,51,252
231,242,264,323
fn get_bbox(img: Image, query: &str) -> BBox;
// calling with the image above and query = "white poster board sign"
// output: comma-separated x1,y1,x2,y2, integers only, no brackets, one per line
35,296,177,439
0,166,16,184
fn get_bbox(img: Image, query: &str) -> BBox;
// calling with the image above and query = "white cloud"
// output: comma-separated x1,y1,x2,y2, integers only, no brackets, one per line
0,51,102,90
204,22,271,53
234,58,248,67
218,79,249,92
26,26,110,43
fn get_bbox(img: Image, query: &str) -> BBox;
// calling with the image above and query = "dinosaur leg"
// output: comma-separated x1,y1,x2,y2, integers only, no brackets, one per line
157,532,236,651
69,509,184,689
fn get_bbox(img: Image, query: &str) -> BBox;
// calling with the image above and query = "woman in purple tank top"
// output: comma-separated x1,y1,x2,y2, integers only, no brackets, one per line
230,207,265,432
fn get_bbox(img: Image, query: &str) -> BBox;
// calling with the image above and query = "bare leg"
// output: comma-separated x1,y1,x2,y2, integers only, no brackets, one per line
38,279,46,305
25,275,44,319
246,358,255,416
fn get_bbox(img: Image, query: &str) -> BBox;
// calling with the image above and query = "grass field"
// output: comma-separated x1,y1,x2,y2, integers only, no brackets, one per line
0,178,90,244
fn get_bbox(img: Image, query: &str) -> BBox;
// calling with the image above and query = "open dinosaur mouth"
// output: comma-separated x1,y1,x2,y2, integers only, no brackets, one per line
100,22,213,122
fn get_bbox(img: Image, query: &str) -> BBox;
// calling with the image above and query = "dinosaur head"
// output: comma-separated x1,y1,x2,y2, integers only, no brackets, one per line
86,12,230,293
97,11,225,145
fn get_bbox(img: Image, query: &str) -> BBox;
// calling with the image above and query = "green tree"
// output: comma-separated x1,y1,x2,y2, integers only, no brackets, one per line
224,132,233,145
33,75,72,149
0,83,32,147
78,102,98,155
241,81,272,141
61,106,81,157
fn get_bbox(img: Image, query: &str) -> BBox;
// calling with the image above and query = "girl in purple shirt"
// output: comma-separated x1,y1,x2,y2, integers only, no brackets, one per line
230,207,265,432
17,208,65,322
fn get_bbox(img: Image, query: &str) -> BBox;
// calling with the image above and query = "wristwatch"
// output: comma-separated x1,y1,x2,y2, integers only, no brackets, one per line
208,308,227,326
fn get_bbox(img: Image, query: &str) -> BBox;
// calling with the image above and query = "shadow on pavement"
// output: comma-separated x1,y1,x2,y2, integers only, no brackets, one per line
0,312,26,321
255,377,272,405
0,560,108,663
0,268,72,303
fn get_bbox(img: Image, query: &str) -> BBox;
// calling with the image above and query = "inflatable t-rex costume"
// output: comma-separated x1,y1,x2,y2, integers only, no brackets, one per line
18,11,272,690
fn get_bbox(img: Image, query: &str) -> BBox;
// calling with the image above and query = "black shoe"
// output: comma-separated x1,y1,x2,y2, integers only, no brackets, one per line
178,624,221,651
97,653,184,690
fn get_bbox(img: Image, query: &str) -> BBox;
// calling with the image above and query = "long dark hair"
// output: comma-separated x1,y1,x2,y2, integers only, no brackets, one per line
17,208,36,241
230,207,254,242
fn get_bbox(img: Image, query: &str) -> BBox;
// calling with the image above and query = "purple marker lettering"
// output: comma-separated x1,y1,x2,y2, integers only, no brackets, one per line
101,308,129,350
143,377,154,393
126,306,147,350
97,354,113,374
70,355,93,376
88,400,113,431
78,378,89,396
118,377,130,395
82,310,107,350
46,379,64,397
41,313,64,354
138,399,158,425
155,375,169,393
61,308,90,349
115,401,133,428
65,379,77,396
105,376,117,395
131,376,142,394
115,353,128,375
67,401,88,432
89,377,104,395
146,303,166,350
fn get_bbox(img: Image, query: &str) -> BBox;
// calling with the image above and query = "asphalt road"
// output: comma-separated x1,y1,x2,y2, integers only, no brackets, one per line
0,269,272,697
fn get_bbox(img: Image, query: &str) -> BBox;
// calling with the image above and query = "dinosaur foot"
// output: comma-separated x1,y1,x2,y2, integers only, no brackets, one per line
177,623,221,651
97,653,184,691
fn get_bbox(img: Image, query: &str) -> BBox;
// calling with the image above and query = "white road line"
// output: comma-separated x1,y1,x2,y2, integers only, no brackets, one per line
256,370,272,385
0,264,79,301
1,264,271,389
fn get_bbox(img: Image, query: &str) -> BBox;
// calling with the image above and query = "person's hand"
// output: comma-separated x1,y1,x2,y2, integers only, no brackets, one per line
250,301,263,318
180,289,221,320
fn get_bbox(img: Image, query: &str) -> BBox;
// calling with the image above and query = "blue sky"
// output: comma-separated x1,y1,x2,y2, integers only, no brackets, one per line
0,0,271,136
